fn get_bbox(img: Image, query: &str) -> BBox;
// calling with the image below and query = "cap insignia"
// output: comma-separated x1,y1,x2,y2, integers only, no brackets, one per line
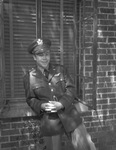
37,39,43,45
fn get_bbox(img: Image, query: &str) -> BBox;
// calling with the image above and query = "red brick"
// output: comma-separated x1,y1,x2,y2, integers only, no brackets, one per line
87,127,97,133
91,121,101,127
11,122,24,129
2,118,22,123
85,55,93,60
108,71,116,76
0,137,9,143
97,82,104,88
10,135,28,142
100,8,114,13
109,1,116,6
110,98,116,103
98,2,108,7
100,54,114,60
98,77,111,82
100,19,115,25
98,88,110,93
108,60,116,65
1,142,19,148
98,25,108,31
85,1,92,7
1,129,19,136
84,61,91,66
98,48,107,54
109,109,116,114
84,42,93,48
96,105,102,109
108,38,116,42
98,37,107,43
107,49,116,54
102,114,113,120
109,14,116,19
84,122,91,127
108,25,116,31
102,31,114,36
85,66,92,72
11,147,28,150
102,104,116,109
98,60,107,65
102,93,116,99
83,116,93,122
85,48,92,54
0,123,10,130
97,99,108,104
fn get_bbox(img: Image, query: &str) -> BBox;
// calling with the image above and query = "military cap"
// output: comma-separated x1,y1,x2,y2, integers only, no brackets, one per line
27,38,51,54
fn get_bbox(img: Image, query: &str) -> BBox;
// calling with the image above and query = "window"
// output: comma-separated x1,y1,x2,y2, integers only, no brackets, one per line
1,0,80,113
3,0,36,100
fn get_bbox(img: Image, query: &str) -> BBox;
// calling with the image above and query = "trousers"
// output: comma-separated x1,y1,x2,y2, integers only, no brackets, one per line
45,123,96,150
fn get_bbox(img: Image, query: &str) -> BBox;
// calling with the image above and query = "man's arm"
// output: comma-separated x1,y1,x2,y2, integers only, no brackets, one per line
23,72,45,115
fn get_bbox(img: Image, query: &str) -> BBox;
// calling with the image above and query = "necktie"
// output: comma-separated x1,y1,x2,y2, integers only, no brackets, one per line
44,69,49,79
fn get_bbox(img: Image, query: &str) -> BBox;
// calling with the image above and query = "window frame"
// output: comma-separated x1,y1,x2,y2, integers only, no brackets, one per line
0,0,81,117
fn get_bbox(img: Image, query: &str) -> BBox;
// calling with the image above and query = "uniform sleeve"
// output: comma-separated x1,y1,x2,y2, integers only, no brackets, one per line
23,72,46,115
59,67,76,110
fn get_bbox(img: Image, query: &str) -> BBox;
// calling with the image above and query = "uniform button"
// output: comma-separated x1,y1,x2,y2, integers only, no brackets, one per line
51,89,53,92
53,95,58,101
49,83,51,85
53,95,56,101
53,95,56,99
35,86,39,89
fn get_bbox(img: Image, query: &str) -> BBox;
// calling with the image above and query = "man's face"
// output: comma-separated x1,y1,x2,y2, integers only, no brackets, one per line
33,50,50,69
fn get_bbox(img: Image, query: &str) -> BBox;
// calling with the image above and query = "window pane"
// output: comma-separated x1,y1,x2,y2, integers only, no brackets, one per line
3,0,36,98
42,0,61,64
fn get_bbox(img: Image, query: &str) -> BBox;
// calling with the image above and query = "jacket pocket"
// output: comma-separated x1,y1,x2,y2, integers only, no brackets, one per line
33,86,52,101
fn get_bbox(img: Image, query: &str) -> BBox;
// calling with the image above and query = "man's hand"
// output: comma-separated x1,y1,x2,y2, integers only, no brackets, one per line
49,101,64,111
41,102,56,112
41,101,64,112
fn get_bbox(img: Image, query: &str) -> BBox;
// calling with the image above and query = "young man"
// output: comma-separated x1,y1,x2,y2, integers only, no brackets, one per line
23,38,96,150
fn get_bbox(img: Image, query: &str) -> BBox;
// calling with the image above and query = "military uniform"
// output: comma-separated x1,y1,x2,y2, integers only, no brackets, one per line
23,64,82,136
23,38,96,150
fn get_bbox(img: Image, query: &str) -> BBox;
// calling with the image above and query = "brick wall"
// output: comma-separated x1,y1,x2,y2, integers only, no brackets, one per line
0,117,45,150
0,117,71,150
83,0,116,150
1,0,116,150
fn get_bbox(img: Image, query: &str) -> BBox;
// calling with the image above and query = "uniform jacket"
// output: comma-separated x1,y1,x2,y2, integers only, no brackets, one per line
23,64,82,136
